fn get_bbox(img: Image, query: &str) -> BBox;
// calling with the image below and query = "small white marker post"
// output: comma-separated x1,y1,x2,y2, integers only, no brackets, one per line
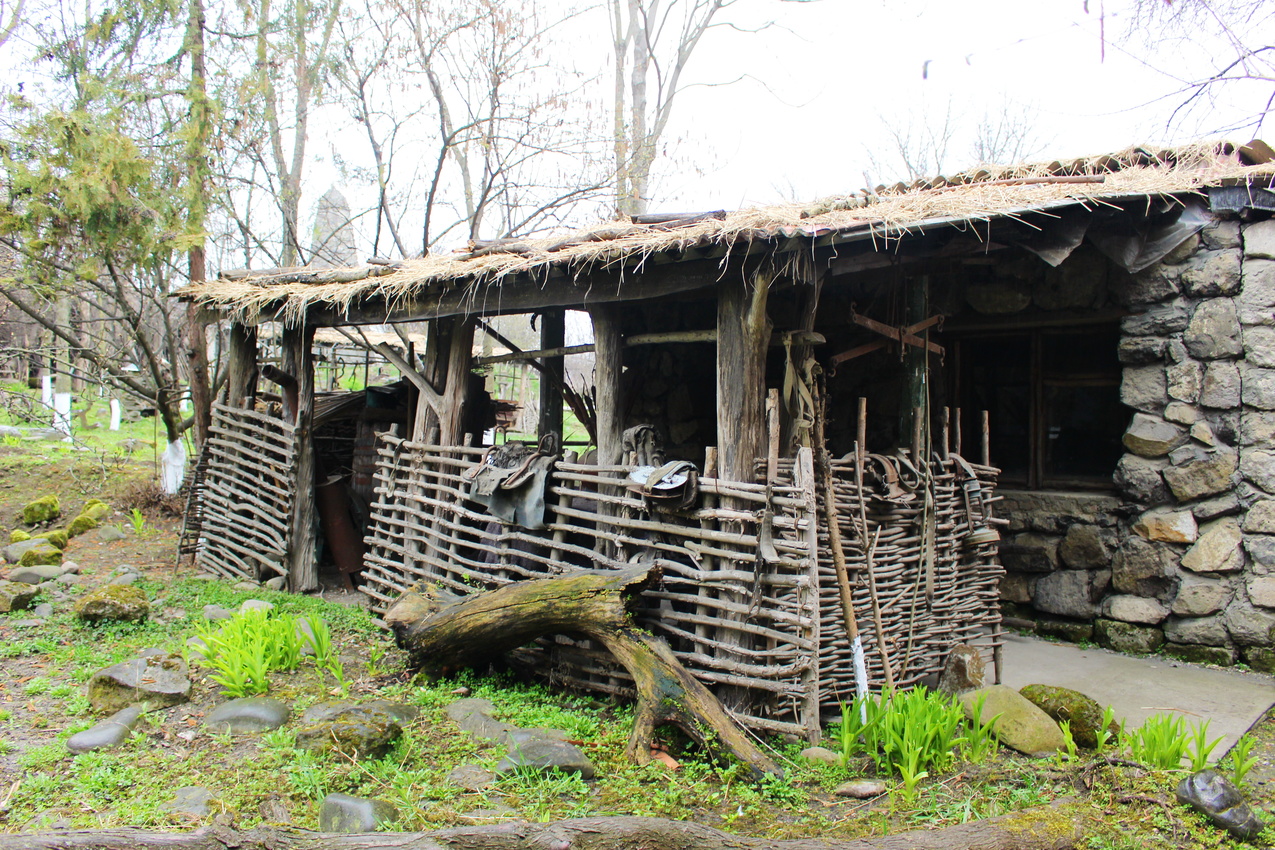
53,393,72,440
109,399,122,431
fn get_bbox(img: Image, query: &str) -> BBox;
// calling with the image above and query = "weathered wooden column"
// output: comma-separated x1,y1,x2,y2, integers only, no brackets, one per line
899,274,929,447
716,270,772,483
283,321,318,592
590,305,624,465
439,317,475,446
538,309,565,439
225,323,258,408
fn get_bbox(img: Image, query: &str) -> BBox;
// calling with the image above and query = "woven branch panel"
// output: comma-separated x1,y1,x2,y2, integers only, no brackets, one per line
360,433,823,739
776,453,1005,723
361,434,1003,737
195,402,298,582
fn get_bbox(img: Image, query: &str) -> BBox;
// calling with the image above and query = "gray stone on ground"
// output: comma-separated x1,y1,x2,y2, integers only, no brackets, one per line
96,526,127,543
32,602,53,618
109,573,138,586
1017,685,1117,750
798,746,841,766
936,644,987,695
495,732,597,779
1175,770,1265,840
319,793,398,834
67,706,144,753
88,654,191,713
238,599,274,615
295,701,403,759
161,786,216,819
447,764,496,791
74,584,149,623
446,698,517,742
201,604,234,621
7,564,64,584
0,580,38,612
264,576,287,591
958,685,1065,757
363,699,420,725
59,560,79,574
231,580,259,591
4,538,54,564
834,779,889,799
205,697,290,734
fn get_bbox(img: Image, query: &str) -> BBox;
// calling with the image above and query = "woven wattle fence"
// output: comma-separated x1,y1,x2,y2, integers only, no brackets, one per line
360,431,1003,738
194,402,297,582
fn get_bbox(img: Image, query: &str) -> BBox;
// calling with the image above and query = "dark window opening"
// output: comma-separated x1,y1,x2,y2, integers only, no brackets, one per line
952,327,1123,489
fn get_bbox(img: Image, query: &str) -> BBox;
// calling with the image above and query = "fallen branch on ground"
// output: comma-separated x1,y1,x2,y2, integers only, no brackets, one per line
0,806,1083,850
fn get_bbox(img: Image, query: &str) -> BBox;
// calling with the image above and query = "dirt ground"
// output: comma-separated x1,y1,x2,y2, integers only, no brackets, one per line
1,448,1273,846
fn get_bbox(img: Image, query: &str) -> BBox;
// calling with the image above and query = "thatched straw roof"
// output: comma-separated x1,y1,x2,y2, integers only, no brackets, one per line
181,140,1275,325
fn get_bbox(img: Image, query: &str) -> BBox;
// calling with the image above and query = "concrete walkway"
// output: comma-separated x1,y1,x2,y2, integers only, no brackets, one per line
999,633,1275,752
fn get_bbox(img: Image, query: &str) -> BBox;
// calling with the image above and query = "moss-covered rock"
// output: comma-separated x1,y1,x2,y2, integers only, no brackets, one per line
295,702,404,759
68,514,98,537
76,499,112,532
8,529,29,544
1163,643,1238,666
74,584,149,624
18,544,63,568
33,528,69,550
22,495,61,525
0,579,38,612
1019,684,1119,749
1240,646,1275,675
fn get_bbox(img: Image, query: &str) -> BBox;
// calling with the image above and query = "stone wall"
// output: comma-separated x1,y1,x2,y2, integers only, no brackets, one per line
997,216,1275,673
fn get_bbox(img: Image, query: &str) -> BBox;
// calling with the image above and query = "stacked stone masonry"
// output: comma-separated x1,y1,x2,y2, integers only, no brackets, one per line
997,217,1275,674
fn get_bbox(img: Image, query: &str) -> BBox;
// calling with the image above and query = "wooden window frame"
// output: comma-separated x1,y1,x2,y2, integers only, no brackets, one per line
951,325,1120,491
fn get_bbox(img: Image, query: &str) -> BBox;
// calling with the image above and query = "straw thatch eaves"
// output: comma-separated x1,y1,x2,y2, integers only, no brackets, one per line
180,140,1275,327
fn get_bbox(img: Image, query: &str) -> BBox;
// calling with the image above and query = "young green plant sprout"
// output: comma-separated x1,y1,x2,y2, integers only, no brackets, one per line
1058,720,1079,763
1226,733,1258,787
194,608,306,698
304,615,347,697
1093,706,1118,756
127,508,147,535
1186,719,1223,772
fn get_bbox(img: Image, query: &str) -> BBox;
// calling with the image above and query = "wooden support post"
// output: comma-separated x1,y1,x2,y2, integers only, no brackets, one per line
590,305,624,466
440,318,475,446
716,270,772,484
538,309,565,439
899,274,929,449
225,323,258,408
283,322,318,592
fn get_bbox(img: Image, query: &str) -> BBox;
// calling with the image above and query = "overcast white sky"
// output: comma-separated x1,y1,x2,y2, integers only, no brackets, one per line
631,0,1270,210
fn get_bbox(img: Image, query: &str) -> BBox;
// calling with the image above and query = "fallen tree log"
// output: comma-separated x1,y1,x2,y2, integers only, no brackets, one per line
0,807,1082,850
384,565,780,778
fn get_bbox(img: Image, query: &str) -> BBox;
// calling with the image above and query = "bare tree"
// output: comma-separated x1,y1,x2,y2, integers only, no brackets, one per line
1116,0,1275,134
865,98,1046,187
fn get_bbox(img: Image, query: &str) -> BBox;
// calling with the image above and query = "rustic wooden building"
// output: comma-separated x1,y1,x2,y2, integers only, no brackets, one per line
179,141,1275,735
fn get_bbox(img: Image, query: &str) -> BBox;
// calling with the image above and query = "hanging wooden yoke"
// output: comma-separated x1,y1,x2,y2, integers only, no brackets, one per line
829,307,946,371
